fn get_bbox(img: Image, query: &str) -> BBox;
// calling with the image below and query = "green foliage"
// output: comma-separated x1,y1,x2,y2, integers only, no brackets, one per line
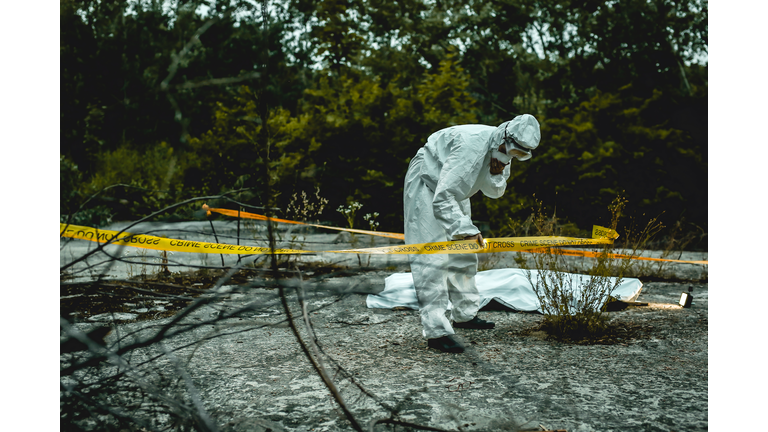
521,196,664,342
363,212,380,231
309,0,367,72
286,187,330,222
416,54,479,129
482,85,706,240
80,142,187,222
86,143,180,192
204,56,479,228
337,201,363,229
60,0,305,173
60,155,82,216
60,0,707,246
184,85,321,207
60,155,115,227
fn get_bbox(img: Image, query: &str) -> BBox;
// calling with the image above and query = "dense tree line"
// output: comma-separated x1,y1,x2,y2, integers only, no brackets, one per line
60,0,707,247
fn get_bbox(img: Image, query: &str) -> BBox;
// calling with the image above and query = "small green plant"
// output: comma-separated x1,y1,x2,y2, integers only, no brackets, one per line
137,248,150,278
286,186,329,222
123,247,170,279
520,196,663,341
337,201,363,229
249,188,330,269
362,212,380,231
336,202,365,267
124,249,136,278
361,212,380,267
282,188,329,266
622,218,704,279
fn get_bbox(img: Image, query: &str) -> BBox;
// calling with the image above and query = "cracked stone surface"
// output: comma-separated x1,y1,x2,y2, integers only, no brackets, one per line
63,276,707,432
61,226,708,431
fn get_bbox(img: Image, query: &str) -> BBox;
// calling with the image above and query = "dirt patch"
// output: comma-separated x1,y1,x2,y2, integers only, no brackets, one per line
60,262,352,323
515,317,655,346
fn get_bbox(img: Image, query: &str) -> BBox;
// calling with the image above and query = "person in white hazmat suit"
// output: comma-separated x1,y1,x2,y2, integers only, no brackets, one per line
403,114,541,353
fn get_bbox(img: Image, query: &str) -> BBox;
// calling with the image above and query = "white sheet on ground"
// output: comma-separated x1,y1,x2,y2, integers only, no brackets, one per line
366,268,643,313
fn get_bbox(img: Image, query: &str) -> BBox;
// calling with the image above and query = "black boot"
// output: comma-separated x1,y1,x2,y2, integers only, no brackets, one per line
427,335,465,353
453,316,495,329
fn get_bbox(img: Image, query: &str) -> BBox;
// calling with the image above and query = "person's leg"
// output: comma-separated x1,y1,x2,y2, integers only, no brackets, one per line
404,155,455,339
410,252,465,351
444,198,492,329
446,252,480,324
444,197,480,323
410,253,453,338
446,253,492,329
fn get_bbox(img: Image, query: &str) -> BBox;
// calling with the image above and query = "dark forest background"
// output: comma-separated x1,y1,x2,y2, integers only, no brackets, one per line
60,0,708,248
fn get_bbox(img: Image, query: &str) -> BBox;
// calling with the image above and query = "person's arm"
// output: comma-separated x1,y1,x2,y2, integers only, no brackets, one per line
431,134,486,241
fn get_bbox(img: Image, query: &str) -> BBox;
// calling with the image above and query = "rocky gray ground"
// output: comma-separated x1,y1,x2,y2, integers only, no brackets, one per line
61,222,708,432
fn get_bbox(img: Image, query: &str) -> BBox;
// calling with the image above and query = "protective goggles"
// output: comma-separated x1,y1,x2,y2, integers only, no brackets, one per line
503,123,532,159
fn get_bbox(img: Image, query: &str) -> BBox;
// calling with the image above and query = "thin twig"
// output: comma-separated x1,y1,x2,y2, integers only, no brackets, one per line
276,277,364,431
160,342,219,432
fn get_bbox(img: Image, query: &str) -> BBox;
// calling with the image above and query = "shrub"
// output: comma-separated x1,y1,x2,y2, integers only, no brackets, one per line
81,142,189,222
60,155,115,227
520,196,663,341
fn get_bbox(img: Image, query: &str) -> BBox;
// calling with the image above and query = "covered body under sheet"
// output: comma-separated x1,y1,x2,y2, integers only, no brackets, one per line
367,268,643,313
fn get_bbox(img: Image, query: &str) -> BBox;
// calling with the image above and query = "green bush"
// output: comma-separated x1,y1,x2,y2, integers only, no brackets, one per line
476,85,706,244
60,155,82,216
76,142,191,223
60,155,114,227
520,196,663,341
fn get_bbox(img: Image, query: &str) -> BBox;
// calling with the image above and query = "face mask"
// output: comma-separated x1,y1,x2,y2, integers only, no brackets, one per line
491,149,512,164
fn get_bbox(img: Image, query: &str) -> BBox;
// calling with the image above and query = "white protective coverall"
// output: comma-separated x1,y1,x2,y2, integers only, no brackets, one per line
403,114,541,339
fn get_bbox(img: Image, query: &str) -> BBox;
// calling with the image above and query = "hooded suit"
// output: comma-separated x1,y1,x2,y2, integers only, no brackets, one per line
403,115,541,338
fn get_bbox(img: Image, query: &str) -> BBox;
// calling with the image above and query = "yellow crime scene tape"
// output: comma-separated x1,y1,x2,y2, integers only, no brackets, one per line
60,211,707,265
60,223,308,255
59,223,619,256
203,206,707,265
